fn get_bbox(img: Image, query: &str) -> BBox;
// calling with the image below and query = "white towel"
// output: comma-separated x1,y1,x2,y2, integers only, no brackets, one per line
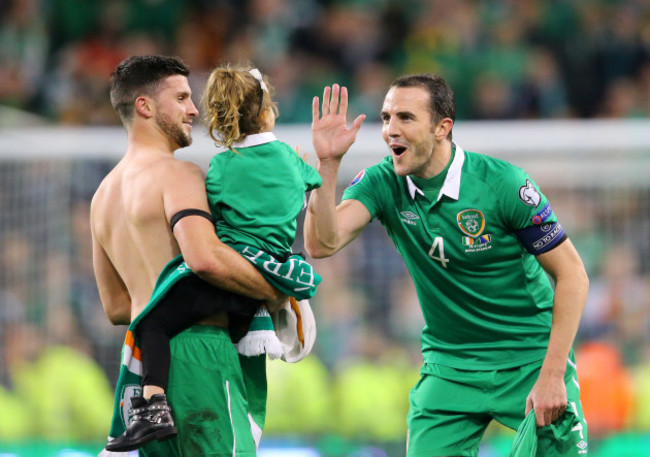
270,297,316,363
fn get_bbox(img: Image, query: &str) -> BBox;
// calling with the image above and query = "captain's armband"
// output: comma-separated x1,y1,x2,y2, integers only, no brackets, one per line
516,222,567,255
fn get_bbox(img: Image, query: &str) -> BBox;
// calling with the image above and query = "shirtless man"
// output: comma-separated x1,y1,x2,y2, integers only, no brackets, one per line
91,55,283,456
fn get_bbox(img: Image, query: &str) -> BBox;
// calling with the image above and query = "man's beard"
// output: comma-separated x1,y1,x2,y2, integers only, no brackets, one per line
155,112,192,148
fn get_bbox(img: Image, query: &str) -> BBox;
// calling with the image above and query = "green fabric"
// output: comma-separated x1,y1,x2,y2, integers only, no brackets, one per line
206,135,322,257
536,404,589,457
141,326,257,457
510,411,538,457
232,243,320,300
342,147,558,370
406,354,588,456
247,311,275,331
239,354,268,431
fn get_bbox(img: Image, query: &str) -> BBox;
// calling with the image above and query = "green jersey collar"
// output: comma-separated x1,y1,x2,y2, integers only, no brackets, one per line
406,142,465,202
232,132,277,148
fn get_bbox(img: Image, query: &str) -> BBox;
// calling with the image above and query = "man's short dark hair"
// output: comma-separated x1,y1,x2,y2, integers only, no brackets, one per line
110,55,190,124
390,74,455,139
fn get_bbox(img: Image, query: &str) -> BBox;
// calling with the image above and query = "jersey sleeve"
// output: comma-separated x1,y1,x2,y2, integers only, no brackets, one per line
296,154,323,191
497,165,567,255
279,141,323,191
341,168,380,220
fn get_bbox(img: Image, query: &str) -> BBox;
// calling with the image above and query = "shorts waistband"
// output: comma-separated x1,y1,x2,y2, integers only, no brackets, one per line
182,324,229,336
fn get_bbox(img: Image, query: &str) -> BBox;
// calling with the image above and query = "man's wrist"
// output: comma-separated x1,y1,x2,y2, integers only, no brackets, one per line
317,157,342,179
540,359,567,378
318,156,343,167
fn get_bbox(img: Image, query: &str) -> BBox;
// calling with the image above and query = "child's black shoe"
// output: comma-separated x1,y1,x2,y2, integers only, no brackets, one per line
105,394,177,452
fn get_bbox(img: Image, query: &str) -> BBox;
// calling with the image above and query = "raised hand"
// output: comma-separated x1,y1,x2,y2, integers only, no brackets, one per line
312,84,366,162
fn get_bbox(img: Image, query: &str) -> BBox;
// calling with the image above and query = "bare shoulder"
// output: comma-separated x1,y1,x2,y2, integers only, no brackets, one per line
158,156,205,179
156,158,206,196
128,155,206,197
119,153,205,189
157,158,211,217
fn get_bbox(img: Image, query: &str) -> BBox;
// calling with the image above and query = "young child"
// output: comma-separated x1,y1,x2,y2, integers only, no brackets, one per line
203,65,323,355
106,65,322,452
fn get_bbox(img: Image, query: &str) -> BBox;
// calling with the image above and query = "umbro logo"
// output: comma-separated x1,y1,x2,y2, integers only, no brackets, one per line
400,211,419,226
400,211,419,220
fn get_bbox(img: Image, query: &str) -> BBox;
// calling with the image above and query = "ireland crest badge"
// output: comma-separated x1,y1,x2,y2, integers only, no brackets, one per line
457,209,485,237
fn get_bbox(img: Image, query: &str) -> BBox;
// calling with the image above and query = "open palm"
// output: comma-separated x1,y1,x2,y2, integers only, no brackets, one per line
312,84,366,162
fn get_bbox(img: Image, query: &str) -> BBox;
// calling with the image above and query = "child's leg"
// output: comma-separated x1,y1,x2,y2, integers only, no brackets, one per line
136,277,206,396
137,299,198,395
107,276,257,452
136,275,261,396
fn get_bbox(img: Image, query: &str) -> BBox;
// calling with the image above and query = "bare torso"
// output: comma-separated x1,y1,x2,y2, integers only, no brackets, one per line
91,148,227,325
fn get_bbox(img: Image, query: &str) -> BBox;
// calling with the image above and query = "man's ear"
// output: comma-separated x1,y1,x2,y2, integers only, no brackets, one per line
434,118,453,141
135,96,153,119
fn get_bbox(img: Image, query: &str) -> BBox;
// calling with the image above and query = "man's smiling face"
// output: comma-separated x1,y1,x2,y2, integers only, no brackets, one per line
380,86,437,178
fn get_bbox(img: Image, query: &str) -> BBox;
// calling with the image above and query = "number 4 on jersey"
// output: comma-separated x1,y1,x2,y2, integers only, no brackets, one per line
428,237,449,268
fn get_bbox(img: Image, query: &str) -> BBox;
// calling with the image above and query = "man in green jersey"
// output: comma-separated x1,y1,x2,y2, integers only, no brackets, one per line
304,75,589,456
92,55,285,456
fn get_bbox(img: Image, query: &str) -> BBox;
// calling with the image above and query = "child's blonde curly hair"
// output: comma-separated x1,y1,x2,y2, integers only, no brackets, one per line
202,64,278,150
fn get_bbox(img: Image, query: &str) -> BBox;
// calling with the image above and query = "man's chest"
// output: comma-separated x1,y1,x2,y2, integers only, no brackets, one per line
382,192,519,271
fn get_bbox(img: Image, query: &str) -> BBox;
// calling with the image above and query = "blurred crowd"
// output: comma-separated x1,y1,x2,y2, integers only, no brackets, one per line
1,0,650,125
1,0,650,450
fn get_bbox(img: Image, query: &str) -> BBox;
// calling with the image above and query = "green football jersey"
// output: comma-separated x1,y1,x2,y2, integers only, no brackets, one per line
342,144,567,369
206,132,322,257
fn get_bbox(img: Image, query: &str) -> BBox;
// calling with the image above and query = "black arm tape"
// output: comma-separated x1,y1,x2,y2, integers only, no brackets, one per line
170,209,214,232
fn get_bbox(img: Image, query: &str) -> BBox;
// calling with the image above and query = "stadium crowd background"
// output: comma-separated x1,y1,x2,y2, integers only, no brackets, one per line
1,0,650,455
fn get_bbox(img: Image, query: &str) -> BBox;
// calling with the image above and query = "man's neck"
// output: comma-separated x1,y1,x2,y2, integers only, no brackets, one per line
416,140,453,179
127,126,177,157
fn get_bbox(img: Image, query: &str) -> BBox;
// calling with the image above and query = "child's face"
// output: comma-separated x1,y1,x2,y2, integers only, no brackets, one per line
261,106,276,132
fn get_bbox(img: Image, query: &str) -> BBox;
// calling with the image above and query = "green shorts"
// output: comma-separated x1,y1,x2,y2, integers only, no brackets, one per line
407,355,588,457
140,325,258,457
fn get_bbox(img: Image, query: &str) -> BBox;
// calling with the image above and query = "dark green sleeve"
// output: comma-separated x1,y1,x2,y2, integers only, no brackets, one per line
496,164,555,231
341,168,379,221
497,164,566,254
296,155,323,191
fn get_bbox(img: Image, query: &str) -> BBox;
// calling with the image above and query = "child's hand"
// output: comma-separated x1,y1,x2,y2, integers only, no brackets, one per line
293,145,309,162
264,294,289,313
